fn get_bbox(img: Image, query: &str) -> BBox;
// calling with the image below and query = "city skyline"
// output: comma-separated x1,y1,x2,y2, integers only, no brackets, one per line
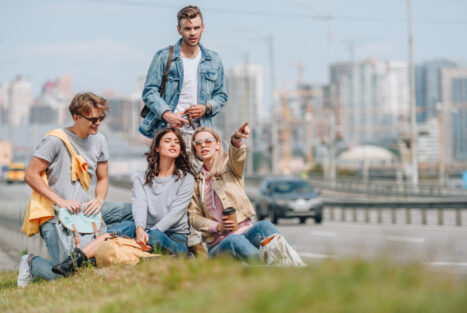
1,0,467,103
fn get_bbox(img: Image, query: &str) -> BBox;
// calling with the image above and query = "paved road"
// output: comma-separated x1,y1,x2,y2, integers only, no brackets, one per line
1,182,466,275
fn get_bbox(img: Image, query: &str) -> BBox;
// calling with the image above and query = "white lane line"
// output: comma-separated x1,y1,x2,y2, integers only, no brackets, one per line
324,222,467,233
299,252,334,259
310,231,337,237
386,235,426,243
430,262,467,267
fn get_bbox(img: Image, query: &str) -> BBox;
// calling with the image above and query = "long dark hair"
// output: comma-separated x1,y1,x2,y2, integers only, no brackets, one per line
144,128,194,185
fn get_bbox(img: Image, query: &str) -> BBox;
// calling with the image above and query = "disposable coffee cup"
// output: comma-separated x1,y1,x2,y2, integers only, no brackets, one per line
223,207,239,232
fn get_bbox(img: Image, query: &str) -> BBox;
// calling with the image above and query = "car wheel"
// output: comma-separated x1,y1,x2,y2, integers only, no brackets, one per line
256,204,264,220
299,217,307,224
268,209,278,224
314,214,323,224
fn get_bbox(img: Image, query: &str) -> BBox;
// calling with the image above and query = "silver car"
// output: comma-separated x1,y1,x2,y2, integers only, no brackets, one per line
255,177,323,224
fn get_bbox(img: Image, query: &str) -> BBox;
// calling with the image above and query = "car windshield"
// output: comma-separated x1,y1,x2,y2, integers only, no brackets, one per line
271,181,313,194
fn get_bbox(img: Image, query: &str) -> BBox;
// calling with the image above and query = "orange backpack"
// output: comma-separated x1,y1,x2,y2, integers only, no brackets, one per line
95,237,158,267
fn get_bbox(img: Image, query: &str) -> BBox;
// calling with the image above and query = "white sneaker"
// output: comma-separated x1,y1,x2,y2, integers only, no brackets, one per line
17,254,32,288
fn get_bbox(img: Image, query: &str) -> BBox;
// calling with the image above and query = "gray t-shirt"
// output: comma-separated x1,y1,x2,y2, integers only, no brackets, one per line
132,171,194,235
33,128,109,215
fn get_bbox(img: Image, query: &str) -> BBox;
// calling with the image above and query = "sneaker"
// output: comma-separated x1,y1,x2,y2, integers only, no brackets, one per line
17,254,32,288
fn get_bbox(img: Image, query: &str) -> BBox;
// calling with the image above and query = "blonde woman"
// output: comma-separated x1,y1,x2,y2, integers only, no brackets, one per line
188,123,279,261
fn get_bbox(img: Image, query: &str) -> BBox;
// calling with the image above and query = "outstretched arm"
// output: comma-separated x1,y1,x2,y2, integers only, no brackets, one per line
228,122,250,178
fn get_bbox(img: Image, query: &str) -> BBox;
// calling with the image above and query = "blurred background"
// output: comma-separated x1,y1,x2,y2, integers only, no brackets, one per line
0,0,466,273
1,0,466,183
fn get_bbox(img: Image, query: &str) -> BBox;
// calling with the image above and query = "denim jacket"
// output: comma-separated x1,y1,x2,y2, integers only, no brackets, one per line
139,39,228,138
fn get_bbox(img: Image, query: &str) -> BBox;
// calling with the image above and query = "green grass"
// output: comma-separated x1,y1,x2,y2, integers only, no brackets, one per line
1,257,466,313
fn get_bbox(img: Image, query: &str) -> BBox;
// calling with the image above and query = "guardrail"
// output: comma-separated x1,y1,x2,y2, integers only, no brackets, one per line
0,201,48,259
324,200,467,226
309,177,467,197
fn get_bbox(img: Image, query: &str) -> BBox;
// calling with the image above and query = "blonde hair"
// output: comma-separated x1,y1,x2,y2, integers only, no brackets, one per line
192,127,227,178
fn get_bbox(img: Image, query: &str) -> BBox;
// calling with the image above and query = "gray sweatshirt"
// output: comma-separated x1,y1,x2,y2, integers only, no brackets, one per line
131,171,194,235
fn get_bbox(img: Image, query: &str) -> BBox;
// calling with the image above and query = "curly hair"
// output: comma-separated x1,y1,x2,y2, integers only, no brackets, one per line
144,128,194,185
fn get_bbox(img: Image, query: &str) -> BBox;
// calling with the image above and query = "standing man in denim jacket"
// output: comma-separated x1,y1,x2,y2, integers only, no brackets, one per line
139,5,227,140
139,5,227,253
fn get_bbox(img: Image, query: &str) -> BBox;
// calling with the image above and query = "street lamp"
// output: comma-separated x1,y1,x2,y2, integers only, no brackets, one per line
407,0,419,187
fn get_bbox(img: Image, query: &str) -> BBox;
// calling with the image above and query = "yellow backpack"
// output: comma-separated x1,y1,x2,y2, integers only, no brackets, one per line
94,237,158,267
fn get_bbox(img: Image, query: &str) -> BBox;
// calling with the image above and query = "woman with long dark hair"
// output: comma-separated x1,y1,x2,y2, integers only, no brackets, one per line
51,128,195,276
130,127,195,254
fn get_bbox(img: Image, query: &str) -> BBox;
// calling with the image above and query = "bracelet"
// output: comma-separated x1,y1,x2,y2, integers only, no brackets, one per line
202,103,211,115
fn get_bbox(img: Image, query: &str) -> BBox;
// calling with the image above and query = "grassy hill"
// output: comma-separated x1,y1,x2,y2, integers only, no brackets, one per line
0,257,466,313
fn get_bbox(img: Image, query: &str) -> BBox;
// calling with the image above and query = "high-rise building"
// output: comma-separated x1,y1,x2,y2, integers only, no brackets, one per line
214,64,263,140
56,74,73,98
30,78,73,125
416,118,439,164
107,95,141,138
0,83,9,125
441,67,467,162
331,59,409,146
415,59,459,122
8,76,33,126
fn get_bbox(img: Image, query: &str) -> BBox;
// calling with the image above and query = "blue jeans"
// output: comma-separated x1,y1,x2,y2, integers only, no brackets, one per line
109,221,188,255
101,201,133,230
29,221,60,281
107,220,136,238
208,220,279,261
29,201,133,282
148,229,188,255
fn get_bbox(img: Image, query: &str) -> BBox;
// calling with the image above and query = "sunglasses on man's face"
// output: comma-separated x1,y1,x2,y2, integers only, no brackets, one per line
193,137,216,148
78,114,106,124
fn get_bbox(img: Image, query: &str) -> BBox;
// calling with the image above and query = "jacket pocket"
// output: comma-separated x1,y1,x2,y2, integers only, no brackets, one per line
205,70,217,82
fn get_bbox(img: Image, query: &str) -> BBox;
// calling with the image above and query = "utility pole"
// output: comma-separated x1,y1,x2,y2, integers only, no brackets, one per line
407,0,419,187
326,15,337,183
438,102,446,186
243,51,254,175
268,34,279,174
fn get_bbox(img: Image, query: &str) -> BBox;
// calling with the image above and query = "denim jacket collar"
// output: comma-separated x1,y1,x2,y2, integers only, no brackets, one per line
172,39,211,62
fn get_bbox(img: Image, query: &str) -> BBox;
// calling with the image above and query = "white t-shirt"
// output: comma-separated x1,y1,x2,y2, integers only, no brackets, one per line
174,50,202,134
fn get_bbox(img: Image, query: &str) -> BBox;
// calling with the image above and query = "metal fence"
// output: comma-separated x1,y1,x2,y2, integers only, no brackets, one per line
0,201,48,259
309,177,467,197
324,200,467,226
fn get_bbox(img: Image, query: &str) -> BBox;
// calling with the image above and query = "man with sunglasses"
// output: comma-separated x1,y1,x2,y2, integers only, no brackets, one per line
17,92,112,287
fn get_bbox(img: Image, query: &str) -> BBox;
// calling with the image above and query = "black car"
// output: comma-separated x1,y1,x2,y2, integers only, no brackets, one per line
255,177,323,224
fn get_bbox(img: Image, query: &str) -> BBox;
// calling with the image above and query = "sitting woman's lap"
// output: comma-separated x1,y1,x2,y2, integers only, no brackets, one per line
208,220,279,260
147,229,188,255
107,220,136,238
109,222,188,255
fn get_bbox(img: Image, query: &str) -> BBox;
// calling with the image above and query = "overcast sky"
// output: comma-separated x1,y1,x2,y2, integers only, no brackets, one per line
1,0,466,102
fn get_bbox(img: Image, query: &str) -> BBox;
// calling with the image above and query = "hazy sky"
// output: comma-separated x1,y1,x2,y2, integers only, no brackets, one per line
1,0,466,101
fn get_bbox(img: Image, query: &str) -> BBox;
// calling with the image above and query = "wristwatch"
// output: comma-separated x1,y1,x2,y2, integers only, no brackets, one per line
202,103,212,115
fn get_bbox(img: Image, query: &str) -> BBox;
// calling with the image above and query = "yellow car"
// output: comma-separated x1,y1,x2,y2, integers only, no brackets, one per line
6,162,26,183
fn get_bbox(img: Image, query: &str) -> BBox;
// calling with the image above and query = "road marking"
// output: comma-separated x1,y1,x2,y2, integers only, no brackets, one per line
310,231,337,237
386,235,426,243
299,252,334,259
430,262,467,267
324,222,467,233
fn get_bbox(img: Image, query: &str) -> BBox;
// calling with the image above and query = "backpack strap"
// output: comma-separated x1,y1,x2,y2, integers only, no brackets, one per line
92,221,99,238
140,45,174,118
72,224,80,249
